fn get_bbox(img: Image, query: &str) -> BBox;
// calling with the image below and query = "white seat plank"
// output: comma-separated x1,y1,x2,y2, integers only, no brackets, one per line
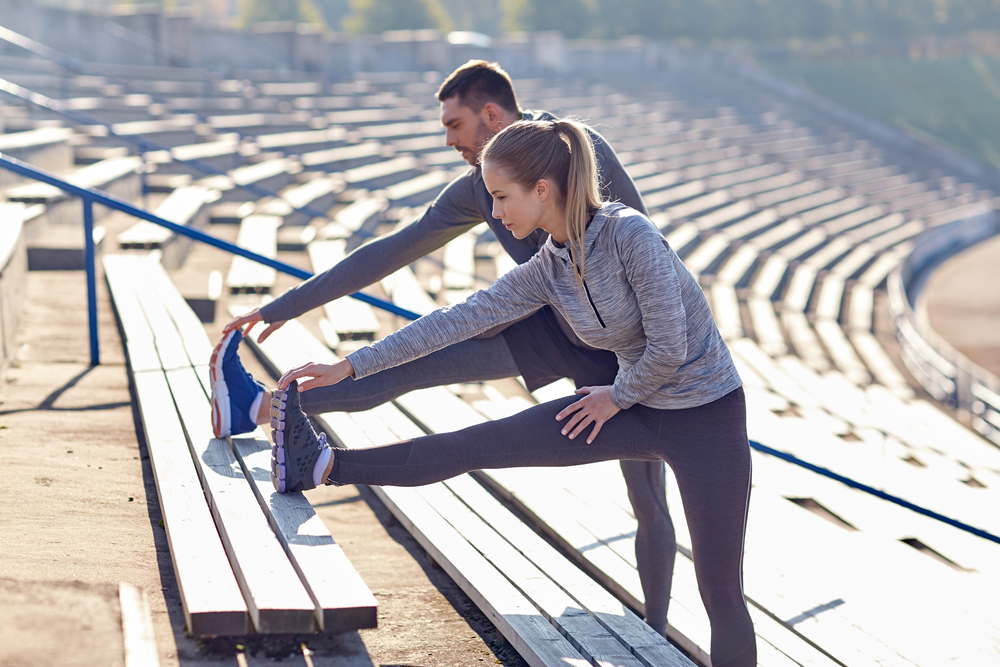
308,240,380,341
226,215,279,294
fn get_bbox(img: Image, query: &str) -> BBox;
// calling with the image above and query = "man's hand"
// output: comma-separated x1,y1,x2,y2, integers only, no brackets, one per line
222,308,287,343
555,385,621,444
277,359,356,392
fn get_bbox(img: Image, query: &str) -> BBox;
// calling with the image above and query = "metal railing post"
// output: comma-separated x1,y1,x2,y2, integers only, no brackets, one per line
83,198,99,366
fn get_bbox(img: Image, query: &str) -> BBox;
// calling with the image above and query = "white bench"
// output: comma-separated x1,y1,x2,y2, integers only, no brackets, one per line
307,240,380,346
226,215,278,294
117,185,219,269
104,254,377,636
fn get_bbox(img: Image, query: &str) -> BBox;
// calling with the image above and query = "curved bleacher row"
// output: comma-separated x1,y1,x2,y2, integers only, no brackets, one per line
2,48,1000,666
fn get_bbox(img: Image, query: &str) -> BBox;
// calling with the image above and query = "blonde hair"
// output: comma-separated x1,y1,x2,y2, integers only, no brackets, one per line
480,118,604,284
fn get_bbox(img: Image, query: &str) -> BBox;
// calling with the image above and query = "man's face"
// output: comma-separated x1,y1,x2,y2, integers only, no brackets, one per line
440,96,496,166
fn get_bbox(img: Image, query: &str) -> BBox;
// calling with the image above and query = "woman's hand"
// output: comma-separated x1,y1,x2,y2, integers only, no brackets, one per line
277,359,355,392
222,308,287,344
555,385,621,444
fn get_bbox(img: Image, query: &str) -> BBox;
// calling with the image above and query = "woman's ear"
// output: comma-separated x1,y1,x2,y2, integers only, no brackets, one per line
535,178,551,202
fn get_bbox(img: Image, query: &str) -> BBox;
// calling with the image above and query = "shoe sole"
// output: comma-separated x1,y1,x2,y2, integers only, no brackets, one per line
210,330,239,439
270,389,289,492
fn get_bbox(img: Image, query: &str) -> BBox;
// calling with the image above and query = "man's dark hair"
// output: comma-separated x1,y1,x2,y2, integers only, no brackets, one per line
436,60,520,115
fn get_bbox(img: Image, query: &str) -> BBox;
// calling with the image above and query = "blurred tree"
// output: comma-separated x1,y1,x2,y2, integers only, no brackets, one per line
237,0,326,26
314,0,353,31
439,0,504,35
503,0,594,38
342,0,452,32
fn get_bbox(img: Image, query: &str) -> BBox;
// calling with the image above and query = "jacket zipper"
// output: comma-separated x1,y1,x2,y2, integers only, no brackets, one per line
570,255,606,328
582,279,607,328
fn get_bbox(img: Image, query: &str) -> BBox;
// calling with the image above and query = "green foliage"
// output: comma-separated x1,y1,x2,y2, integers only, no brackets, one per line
236,0,326,27
342,0,452,33
762,54,1000,169
438,0,503,35
503,0,594,38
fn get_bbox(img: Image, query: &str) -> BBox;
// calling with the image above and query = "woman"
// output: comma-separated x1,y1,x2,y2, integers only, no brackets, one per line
262,119,755,667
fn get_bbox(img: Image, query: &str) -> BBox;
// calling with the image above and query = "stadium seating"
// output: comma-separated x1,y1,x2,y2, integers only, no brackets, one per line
2,41,999,666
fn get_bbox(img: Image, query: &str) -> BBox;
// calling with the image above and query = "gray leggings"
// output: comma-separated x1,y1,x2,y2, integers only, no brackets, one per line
299,336,676,632
329,387,756,667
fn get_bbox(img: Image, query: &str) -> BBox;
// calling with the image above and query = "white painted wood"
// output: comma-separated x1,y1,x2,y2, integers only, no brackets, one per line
710,283,743,340
167,366,318,633
229,436,379,632
308,240,380,340
103,257,249,636
226,215,278,293
119,583,159,667
380,265,438,316
129,370,250,635
443,232,476,290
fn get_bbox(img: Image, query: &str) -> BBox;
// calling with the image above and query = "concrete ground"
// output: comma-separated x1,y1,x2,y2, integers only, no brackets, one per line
923,233,1000,378
0,259,526,666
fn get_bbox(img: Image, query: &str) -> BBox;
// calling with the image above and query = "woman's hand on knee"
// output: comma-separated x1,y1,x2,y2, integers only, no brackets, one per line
277,359,355,392
555,385,621,444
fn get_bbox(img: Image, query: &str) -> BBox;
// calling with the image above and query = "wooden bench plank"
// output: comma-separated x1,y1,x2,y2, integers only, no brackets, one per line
131,370,250,635
307,241,380,341
440,476,693,667
167,366,318,633
121,280,319,633
417,483,651,667
226,215,278,294
230,435,379,632
104,256,249,636
381,265,438,316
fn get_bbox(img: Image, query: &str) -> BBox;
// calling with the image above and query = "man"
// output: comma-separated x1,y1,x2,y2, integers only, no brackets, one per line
217,60,676,634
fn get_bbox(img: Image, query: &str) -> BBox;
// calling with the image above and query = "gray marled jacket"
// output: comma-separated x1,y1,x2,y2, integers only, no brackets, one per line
349,203,742,410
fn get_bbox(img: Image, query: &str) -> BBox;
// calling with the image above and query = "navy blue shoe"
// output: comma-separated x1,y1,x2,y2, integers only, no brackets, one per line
270,381,331,493
210,329,264,438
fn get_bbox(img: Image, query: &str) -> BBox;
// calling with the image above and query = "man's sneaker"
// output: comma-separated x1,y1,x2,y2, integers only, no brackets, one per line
210,329,265,438
270,381,331,493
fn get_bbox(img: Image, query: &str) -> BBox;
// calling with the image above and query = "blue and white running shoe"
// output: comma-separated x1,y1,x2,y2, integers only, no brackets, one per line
270,381,331,493
210,329,264,438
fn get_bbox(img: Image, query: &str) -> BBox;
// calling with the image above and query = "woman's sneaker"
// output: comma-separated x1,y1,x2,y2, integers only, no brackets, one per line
270,381,332,493
210,329,265,438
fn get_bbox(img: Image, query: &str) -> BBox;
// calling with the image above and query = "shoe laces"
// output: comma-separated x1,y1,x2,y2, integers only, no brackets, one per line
317,432,327,451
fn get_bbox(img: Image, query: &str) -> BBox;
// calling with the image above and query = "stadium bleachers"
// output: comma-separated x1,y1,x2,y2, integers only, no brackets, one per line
2,38,999,666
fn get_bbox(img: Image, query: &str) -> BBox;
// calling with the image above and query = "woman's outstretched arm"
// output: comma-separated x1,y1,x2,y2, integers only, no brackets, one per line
276,256,551,392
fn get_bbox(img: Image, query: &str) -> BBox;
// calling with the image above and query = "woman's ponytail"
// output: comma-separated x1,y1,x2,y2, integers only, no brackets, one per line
552,119,602,284
481,118,603,285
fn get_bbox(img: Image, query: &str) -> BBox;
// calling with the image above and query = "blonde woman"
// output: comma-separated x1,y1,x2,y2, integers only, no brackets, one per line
268,119,756,667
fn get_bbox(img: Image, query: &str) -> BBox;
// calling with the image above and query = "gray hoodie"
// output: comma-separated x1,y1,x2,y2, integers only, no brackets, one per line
349,203,742,410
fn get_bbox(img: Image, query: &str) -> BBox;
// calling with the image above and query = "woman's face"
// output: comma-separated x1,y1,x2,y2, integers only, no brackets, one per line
483,162,562,241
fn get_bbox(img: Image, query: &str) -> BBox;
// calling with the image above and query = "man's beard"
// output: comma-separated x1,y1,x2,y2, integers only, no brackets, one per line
455,119,495,165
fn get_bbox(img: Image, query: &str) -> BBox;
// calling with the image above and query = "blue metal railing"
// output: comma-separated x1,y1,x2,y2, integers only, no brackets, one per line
0,152,421,366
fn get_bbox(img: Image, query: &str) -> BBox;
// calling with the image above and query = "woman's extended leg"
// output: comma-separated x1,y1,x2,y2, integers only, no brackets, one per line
660,388,755,667
327,396,664,487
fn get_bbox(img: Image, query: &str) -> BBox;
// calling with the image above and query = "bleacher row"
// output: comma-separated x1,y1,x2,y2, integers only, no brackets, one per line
2,47,1000,666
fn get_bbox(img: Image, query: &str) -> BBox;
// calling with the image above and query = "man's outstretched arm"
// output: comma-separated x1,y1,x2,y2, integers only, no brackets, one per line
225,169,484,338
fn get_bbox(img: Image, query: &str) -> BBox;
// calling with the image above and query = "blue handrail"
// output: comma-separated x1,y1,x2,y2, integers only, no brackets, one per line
0,152,421,365
749,440,1000,546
